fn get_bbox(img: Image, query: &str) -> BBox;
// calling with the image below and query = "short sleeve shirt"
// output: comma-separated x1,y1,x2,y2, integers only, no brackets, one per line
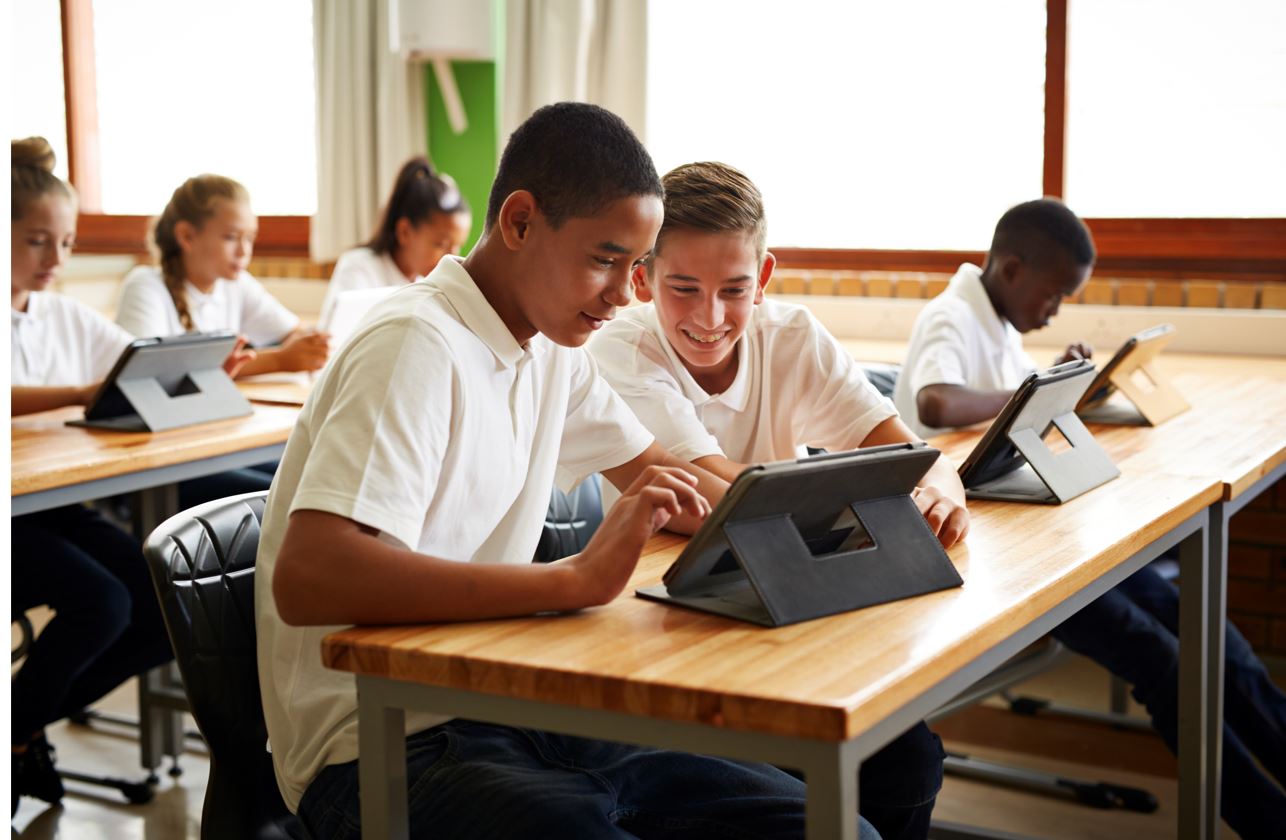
11,292,136,387
589,299,898,508
318,247,410,326
253,256,653,811
893,263,1038,438
115,265,299,346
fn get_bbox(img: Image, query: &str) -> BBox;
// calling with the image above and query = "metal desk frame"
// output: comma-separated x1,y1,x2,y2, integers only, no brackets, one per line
355,507,1218,839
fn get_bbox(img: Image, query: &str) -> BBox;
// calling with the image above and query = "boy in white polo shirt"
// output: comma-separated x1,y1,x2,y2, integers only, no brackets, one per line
256,106,881,840
896,199,1286,837
892,199,1091,439
589,161,968,840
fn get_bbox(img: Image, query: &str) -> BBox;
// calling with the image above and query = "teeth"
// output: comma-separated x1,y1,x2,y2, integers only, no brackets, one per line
685,330,725,344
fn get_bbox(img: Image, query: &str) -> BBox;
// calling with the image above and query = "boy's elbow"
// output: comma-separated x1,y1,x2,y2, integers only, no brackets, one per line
272,549,317,626
916,387,948,429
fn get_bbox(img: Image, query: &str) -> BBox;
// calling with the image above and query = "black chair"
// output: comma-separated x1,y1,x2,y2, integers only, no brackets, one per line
535,474,605,563
143,491,306,839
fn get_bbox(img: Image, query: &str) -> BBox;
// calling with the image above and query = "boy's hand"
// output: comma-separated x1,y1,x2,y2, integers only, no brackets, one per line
1054,342,1093,365
222,336,257,378
278,330,331,372
559,466,711,607
912,485,970,549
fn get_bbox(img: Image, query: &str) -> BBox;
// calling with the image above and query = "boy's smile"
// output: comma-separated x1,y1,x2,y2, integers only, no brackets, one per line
634,229,772,395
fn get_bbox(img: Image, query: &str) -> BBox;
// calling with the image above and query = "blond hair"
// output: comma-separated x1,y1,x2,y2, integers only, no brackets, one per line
12,137,75,221
653,162,767,268
152,175,250,331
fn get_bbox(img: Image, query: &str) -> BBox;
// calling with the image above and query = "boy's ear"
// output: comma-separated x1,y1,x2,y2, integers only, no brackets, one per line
496,190,538,251
754,251,776,304
998,253,1022,287
631,262,653,302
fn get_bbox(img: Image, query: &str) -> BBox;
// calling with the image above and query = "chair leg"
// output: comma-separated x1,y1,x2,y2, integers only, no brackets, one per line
1000,689,1154,733
943,752,1158,813
57,768,155,805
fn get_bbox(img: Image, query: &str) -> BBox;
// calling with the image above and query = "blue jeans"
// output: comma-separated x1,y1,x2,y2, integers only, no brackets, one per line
299,721,881,839
1052,565,1286,839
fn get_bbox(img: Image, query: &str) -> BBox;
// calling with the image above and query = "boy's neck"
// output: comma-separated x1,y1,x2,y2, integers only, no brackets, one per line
685,346,740,397
978,266,1011,326
462,239,536,346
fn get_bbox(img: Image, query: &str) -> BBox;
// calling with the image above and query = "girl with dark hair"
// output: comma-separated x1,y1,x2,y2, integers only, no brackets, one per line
319,157,471,320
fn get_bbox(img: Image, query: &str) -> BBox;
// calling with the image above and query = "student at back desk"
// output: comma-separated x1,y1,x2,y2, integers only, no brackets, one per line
589,161,968,840
256,104,883,840
10,137,174,816
318,156,472,324
895,198,1286,837
114,174,326,506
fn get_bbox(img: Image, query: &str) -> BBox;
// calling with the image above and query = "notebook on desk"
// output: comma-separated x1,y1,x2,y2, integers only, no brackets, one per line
317,286,401,351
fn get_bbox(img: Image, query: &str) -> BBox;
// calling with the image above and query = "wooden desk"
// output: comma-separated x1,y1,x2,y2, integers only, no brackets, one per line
236,373,313,407
10,404,298,516
927,350,1286,837
324,469,1221,839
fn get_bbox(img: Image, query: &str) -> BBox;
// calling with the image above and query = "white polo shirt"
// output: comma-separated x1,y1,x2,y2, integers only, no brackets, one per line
893,263,1037,439
318,246,411,326
115,265,299,346
589,299,897,507
254,256,653,812
11,292,135,387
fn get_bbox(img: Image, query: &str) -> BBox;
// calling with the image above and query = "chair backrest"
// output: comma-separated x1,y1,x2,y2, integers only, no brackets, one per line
534,475,604,563
861,362,900,399
143,491,301,839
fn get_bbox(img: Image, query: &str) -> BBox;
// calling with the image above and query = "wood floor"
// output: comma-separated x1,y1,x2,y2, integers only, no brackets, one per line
11,655,1278,839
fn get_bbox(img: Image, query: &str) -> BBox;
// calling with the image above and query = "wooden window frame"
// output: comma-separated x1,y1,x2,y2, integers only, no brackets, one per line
60,0,1283,276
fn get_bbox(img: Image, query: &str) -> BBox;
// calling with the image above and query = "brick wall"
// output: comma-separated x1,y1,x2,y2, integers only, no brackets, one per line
1228,476,1286,656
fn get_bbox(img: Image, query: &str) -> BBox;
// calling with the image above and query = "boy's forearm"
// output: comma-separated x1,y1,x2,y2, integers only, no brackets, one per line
923,454,967,505
602,442,728,535
236,350,283,377
916,384,1013,430
273,510,583,625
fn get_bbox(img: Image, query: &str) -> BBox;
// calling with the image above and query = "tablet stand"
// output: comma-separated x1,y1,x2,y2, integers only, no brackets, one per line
1079,352,1189,426
968,410,1119,504
71,368,252,432
640,496,962,627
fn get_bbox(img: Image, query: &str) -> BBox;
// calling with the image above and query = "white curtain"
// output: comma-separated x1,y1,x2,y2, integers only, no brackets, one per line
311,0,428,262
503,0,649,143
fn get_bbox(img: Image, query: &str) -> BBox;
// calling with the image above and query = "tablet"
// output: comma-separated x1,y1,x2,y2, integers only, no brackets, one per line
1076,324,1176,412
958,359,1118,504
69,331,253,432
638,442,963,626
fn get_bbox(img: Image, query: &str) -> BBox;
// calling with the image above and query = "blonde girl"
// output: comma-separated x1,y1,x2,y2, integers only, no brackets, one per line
115,174,329,375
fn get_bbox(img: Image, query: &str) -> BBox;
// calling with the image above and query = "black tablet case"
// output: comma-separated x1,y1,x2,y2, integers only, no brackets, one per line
637,444,963,627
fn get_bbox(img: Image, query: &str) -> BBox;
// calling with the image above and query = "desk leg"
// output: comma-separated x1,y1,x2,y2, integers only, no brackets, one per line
803,740,860,840
358,678,408,840
1178,508,1221,840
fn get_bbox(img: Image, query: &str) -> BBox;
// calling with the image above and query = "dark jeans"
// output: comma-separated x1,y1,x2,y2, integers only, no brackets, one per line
1053,564,1286,839
299,721,881,839
178,461,277,510
11,505,174,745
781,722,943,840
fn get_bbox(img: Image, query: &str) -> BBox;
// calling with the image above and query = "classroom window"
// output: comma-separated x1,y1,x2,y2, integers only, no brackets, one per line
1064,0,1286,218
11,0,70,180
91,0,317,215
645,0,1046,250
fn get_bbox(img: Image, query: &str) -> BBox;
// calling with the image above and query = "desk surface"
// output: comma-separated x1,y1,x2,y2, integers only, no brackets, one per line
323,468,1218,745
10,404,299,498
927,352,1286,502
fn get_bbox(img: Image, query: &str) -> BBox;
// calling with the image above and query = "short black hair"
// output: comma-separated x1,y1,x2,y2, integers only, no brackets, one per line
990,198,1096,268
485,102,662,230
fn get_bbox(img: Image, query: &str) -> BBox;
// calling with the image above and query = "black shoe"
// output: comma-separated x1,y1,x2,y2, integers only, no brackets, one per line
15,735,65,807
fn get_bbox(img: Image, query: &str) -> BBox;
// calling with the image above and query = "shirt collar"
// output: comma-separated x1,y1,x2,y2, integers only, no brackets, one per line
12,290,46,327
953,263,1016,348
428,256,527,368
644,304,752,412
185,279,226,306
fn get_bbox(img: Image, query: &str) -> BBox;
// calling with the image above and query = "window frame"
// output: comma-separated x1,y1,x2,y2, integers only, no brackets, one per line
60,0,1285,276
